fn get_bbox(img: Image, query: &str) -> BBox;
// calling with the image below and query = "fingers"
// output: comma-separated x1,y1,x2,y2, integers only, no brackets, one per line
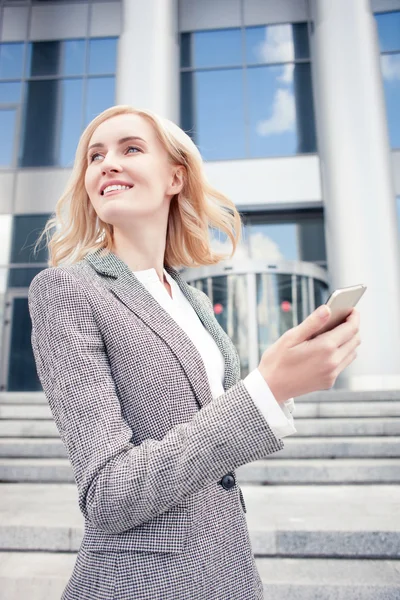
334,344,358,377
335,331,361,367
325,308,360,348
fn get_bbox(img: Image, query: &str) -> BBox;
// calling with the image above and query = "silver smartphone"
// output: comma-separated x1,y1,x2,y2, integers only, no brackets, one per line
309,284,367,339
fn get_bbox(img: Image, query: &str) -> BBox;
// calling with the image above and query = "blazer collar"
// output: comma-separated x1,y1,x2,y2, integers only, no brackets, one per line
84,248,240,407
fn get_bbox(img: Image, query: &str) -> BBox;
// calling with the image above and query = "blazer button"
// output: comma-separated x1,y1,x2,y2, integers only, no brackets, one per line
219,473,235,490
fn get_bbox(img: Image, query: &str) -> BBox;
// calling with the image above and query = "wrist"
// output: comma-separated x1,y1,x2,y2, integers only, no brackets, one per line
258,367,288,405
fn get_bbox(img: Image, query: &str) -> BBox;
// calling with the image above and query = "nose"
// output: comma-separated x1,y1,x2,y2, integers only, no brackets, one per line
101,153,122,175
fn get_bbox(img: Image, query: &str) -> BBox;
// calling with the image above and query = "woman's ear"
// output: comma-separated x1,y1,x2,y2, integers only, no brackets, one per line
167,166,185,196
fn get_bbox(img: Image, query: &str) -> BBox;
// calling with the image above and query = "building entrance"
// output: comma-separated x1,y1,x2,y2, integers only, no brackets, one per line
181,260,329,378
1,289,41,392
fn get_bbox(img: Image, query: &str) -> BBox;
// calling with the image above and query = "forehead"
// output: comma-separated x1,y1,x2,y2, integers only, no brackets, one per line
88,113,156,145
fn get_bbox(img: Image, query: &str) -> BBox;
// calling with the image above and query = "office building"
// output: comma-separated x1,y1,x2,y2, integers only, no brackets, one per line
0,0,399,391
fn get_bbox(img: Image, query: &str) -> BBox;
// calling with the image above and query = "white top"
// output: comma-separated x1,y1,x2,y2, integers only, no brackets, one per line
132,267,297,440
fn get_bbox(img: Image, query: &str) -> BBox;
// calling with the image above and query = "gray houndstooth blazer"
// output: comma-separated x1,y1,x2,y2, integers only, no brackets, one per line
28,247,285,600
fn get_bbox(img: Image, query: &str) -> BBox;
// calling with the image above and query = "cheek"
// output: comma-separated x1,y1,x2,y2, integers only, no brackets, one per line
84,169,95,196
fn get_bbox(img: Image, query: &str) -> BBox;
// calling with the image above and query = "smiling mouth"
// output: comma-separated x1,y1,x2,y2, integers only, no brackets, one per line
101,186,133,197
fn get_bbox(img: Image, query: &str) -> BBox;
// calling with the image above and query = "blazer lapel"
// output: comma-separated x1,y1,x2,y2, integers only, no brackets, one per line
84,248,240,408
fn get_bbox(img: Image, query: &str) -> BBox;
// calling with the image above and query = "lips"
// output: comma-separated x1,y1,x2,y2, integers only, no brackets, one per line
102,186,133,197
99,180,134,195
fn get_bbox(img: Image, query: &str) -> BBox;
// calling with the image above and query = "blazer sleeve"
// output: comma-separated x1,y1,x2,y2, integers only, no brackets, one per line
28,267,284,534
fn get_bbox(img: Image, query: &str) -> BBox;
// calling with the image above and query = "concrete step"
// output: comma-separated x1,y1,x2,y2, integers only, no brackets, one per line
0,551,76,600
0,459,73,482
1,458,400,484
0,483,399,559
0,553,398,600
255,557,400,599
2,401,400,419
0,405,51,420
236,458,400,484
295,402,400,417
0,421,58,437
0,439,67,458
0,393,47,405
297,389,400,402
1,436,399,459
1,418,399,438
291,418,400,436
1,389,400,404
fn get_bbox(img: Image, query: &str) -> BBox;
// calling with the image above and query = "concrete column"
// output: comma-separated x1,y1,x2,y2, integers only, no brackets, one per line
116,0,179,123
309,0,400,390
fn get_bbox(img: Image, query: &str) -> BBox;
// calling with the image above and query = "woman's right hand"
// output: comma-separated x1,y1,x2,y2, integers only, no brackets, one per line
258,305,361,403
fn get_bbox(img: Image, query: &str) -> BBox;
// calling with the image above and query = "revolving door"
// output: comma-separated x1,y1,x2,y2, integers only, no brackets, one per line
181,260,329,378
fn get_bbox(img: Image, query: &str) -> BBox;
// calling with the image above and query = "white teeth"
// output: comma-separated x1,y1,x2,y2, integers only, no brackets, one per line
102,184,132,195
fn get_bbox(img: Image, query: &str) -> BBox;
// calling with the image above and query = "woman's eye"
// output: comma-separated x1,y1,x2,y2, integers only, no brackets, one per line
126,146,141,154
89,153,102,162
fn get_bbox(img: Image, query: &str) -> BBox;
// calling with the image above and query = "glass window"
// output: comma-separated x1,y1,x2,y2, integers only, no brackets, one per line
26,40,86,77
243,211,326,265
0,81,21,103
187,29,242,68
59,79,84,167
180,71,194,136
247,62,316,156
180,23,315,160
3,35,117,168
245,23,309,65
0,43,24,80
0,109,16,167
211,274,249,378
257,273,294,354
295,275,307,325
314,278,329,309
10,214,51,265
63,39,86,76
26,41,62,77
180,32,192,69
380,54,400,148
195,69,246,160
248,223,298,261
375,11,400,53
20,80,60,166
7,296,42,391
88,38,117,75
298,217,327,265
85,76,115,125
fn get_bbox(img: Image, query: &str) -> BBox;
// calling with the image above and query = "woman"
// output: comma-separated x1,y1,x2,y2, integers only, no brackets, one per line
28,105,360,600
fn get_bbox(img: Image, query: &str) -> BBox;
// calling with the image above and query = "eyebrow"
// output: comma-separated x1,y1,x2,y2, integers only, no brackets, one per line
87,136,147,153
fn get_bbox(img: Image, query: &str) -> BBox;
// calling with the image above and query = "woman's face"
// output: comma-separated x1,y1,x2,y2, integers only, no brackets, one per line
84,113,182,229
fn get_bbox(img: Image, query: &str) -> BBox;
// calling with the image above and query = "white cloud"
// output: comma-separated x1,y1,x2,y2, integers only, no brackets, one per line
254,24,294,64
209,231,286,262
381,54,400,81
278,63,294,84
249,232,285,261
256,88,296,136
210,237,250,260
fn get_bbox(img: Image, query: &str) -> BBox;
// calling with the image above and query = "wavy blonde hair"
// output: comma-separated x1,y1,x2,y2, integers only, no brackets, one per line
34,105,243,268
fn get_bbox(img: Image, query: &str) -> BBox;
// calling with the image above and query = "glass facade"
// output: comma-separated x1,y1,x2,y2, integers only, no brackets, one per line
211,274,249,377
187,263,329,378
210,211,327,267
0,4,398,392
0,213,52,391
375,11,400,149
0,37,117,168
180,22,317,160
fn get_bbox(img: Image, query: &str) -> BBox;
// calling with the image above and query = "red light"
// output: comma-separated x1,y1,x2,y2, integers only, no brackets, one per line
214,303,224,315
281,301,292,312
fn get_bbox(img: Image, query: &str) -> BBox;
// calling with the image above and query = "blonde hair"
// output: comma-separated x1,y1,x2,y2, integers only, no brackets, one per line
34,105,243,268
